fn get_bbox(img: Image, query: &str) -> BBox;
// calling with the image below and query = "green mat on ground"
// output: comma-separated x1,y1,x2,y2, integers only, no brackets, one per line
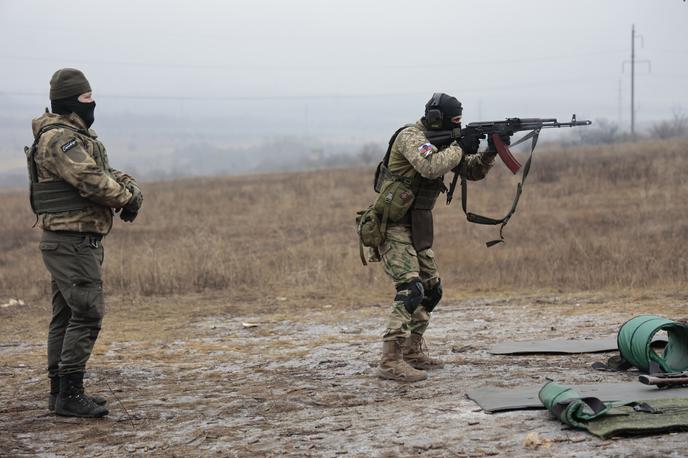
585,398,688,438
466,382,688,413
488,336,618,355
538,381,688,438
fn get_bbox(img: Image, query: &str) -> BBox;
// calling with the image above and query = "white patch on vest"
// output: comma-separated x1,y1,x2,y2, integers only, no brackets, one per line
418,143,434,159
61,138,77,153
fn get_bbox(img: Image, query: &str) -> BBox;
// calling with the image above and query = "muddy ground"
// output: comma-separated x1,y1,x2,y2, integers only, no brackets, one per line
2,290,688,457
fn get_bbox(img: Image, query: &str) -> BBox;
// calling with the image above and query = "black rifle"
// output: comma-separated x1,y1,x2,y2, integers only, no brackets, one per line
426,115,592,247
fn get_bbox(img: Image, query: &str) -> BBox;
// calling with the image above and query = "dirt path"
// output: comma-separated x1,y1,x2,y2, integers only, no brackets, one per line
2,291,688,457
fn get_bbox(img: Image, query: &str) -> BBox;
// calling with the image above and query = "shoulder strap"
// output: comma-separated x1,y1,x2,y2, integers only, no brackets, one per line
27,124,84,184
33,123,87,144
373,124,416,192
382,125,411,167
460,129,540,247
29,122,90,172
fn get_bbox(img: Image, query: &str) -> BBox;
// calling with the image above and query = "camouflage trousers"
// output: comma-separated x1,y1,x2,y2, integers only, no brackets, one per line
380,224,440,341
40,230,105,376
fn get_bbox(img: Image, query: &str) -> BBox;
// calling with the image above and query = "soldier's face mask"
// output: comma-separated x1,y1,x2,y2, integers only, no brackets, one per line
450,116,462,139
51,95,96,128
439,99,463,131
75,101,96,128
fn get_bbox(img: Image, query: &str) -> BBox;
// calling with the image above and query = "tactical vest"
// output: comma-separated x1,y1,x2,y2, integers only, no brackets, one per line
25,124,97,214
374,125,447,251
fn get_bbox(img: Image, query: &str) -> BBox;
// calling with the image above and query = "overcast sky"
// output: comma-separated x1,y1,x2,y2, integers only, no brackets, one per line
1,0,687,142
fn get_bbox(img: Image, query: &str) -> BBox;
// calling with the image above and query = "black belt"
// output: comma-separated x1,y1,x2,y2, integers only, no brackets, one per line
43,230,103,247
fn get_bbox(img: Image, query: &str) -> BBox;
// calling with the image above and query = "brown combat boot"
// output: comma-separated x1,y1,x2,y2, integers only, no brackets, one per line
403,333,445,370
377,339,427,382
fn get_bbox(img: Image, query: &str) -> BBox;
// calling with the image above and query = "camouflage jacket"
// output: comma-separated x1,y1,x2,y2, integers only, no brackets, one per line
31,111,135,235
387,120,494,180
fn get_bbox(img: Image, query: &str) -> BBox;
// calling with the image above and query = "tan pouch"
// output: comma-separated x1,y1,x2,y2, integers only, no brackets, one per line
356,206,384,265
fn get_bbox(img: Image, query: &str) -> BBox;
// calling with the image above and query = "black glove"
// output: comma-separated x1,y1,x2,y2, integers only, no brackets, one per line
120,208,138,222
120,184,143,223
457,133,485,155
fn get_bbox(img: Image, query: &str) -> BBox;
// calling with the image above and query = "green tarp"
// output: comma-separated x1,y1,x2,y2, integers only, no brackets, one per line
539,381,688,438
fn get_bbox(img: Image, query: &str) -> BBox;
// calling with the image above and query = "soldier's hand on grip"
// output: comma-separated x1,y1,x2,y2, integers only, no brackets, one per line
457,133,485,156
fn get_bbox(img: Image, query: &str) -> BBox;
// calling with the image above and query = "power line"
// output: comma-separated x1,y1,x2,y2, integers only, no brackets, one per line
0,75,625,103
0,49,628,71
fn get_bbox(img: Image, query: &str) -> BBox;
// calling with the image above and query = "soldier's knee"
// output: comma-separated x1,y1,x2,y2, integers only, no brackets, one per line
395,278,424,314
422,278,443,313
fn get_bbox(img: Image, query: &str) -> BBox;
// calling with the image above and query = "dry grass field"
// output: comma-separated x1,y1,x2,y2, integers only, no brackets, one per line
1,138,688,456
1,137,687,302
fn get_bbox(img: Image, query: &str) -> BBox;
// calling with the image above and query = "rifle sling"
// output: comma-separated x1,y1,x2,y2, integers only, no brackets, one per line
460,128,540,247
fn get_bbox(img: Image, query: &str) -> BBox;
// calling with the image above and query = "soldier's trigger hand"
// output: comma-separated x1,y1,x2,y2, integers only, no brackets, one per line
120,209,138,223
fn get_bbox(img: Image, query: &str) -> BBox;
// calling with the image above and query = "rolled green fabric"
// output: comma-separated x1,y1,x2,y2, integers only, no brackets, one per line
539,381,611,429
618,315,688,373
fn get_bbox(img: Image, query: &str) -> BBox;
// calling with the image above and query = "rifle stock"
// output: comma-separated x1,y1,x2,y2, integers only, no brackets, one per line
639,373,688,388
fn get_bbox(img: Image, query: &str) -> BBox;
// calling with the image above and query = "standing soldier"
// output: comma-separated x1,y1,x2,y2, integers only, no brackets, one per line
26,68,143,417
372,93,504,382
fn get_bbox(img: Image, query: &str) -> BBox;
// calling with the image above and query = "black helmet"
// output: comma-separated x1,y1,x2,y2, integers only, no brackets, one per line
424,92,463,131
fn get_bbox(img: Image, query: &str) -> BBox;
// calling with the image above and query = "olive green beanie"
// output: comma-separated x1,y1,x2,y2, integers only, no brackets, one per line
49,68,92,101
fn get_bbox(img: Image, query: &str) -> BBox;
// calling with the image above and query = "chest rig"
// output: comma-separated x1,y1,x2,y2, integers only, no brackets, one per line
373,125,446,251
25,124,109,215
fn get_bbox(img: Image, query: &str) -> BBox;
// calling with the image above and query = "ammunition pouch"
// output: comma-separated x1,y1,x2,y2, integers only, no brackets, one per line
373,170,416,226
356,206,383,266
356,206,383,248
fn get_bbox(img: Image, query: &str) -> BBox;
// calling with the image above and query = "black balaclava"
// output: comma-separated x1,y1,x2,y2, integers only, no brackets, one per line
437,94,463,131
51,95,96,128
423,93,463,132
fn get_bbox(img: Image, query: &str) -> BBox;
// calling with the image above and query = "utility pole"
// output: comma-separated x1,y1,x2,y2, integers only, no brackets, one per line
622,24,651,138
631,24,635,135
617,79,623,125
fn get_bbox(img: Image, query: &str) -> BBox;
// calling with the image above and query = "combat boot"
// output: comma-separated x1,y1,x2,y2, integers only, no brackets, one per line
377,339,427,382
49,376,107,412
55,373,109,418
403,333,445,370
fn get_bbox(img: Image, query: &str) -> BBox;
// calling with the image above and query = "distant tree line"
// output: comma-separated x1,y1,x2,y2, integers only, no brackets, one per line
571,110,688,146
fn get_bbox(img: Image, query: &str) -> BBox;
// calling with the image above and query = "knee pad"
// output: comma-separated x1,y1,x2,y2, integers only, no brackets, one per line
422,279,443,313
395,278,424,314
